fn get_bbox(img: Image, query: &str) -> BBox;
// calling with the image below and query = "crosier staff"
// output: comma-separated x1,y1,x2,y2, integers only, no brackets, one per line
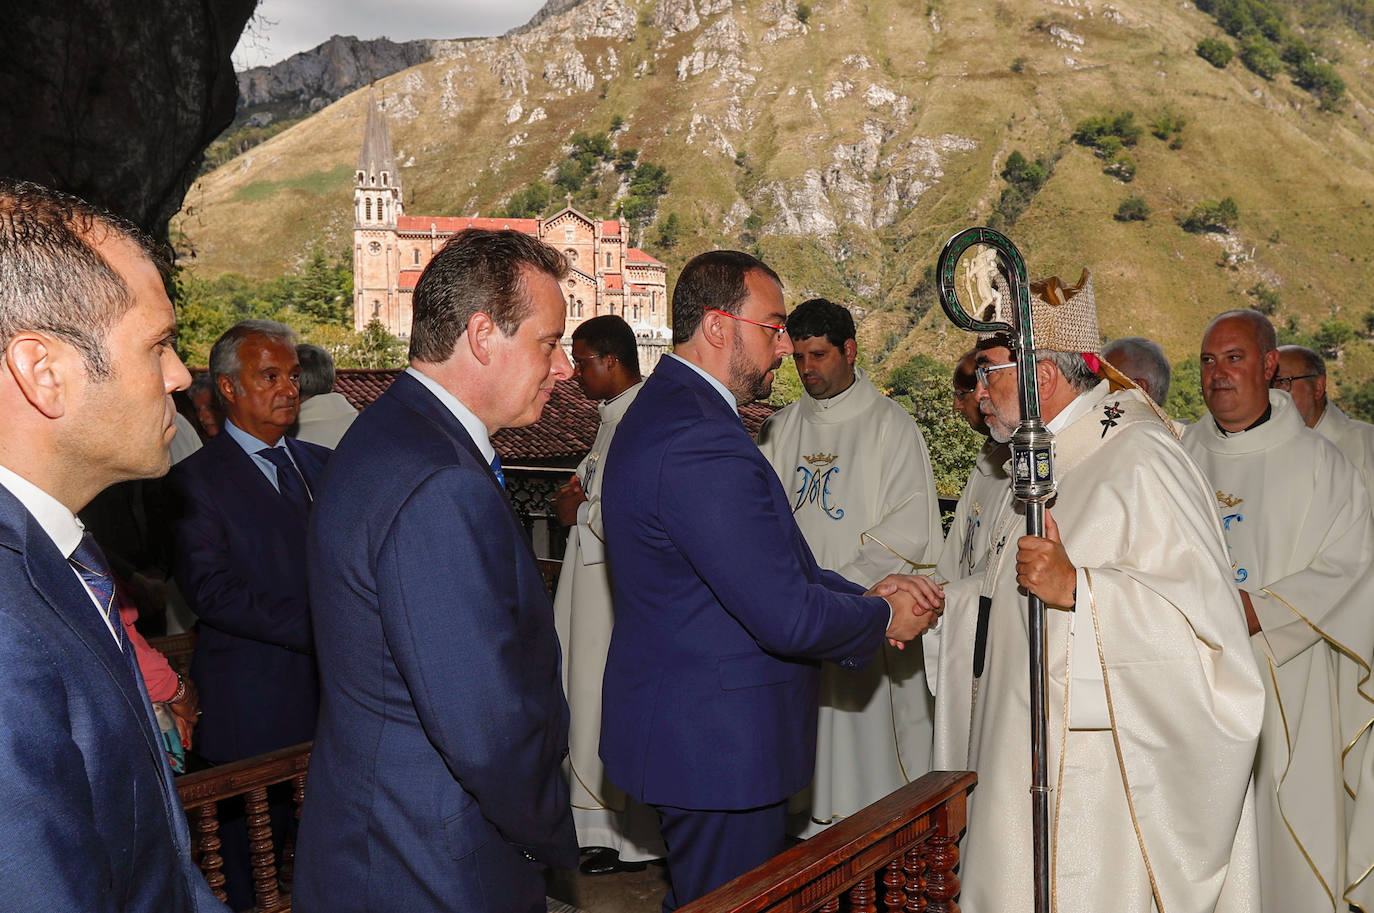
936,226,1055,913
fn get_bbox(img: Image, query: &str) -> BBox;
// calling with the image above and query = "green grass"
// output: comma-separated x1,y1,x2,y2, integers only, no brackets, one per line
232,164,354,202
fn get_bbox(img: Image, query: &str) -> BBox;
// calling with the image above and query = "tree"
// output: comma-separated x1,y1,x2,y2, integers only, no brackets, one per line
1239,32,1282,79
884,354,984,499
1163,358,1207,423
350,319,408,369
1317,318,1355,358
653,212,682,249
1197,37,1234,67
1181,197,1239,233
501,181,551,219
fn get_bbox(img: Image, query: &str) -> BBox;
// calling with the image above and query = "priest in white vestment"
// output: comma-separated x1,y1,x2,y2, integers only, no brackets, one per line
1183,314,1374,913
929,349,1010,773
756,298,943,837
551,317,664,874
1277,344,1374,496
931,270,1264,913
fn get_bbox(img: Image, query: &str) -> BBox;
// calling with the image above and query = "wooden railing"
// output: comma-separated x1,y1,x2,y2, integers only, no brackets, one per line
679,770,975,913
177,742,313,913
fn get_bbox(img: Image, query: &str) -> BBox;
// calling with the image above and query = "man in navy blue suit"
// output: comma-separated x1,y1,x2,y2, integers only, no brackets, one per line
169,319,329,908
295,228,579,912
601,250,942,909
0,178,226,911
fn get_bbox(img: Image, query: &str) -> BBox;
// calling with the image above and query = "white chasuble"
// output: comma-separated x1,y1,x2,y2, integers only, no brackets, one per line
1315,402,1374,500
938,381,1263,913
552,381,664,861
757,368,942,836
1184,390,1374,913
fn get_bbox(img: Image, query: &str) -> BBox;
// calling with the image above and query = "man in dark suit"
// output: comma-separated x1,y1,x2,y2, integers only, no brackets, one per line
169,319,329,908
0,178,226,911
295,228,579,913
601,250,942,909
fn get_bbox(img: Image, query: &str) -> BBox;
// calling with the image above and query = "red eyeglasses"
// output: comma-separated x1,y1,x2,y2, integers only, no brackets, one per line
706,308,788,338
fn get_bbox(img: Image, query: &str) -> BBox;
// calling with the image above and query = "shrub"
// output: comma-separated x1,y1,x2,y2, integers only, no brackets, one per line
1239,33,1282,79
1318,318,1355,356
1181,197,1239,233
796,2,812,23
1105,155,1137,182
1072,111,1142,149
1197,37,1234,67
1115,196,1150,221
1292,59,1346,110
1248,282,1280,315
1150,108,1188,140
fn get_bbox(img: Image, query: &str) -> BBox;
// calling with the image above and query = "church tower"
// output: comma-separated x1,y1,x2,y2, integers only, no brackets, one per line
353,94,404,333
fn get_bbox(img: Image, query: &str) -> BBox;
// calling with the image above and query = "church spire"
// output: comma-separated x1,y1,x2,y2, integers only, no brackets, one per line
354,92,402,228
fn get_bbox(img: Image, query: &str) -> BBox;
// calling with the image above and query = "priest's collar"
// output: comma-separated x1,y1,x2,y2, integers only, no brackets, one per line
811,367,862,410
1214,403,1272,437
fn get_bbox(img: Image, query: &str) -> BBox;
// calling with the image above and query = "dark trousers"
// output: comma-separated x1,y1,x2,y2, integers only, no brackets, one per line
654,801,788,912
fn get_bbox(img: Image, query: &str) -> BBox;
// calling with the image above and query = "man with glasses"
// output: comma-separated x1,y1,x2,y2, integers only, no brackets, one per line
550,315,663,876
601,250,942,909
930,273,1263,913
756,298,943,839
1183,310,1374,913
1275,344,1374,496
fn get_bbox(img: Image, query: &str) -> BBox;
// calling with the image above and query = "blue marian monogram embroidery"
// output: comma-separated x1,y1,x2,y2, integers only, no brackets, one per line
1216,490,1247,583
794,452,845,520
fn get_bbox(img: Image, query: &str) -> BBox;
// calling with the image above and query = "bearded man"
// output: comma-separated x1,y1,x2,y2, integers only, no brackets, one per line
929,271,1263,912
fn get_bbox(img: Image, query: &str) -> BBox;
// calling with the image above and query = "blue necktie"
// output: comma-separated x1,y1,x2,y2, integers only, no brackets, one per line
260,446,312,514
68,532,129,654
489,452,506,490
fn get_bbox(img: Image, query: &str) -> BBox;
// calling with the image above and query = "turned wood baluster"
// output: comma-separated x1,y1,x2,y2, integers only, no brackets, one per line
848,871,877,913
903,846,928,913
922,834,961,913
883,857,906,910
280,771,307,889
194,804,226,901
245,786,281,910
818,895,841,912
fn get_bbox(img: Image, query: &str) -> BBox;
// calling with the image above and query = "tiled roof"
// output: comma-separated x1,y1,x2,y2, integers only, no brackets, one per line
601,220,621,236
332,369,777,463
398,268,422,290
626,247,663,265
396,216,540,233
604,274,623,290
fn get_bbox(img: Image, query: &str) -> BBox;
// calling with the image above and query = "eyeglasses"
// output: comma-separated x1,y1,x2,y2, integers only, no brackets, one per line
1271,373,1318,390
952,388,975,400
975,361,1018,387
570,353,608,371
706,307,788,339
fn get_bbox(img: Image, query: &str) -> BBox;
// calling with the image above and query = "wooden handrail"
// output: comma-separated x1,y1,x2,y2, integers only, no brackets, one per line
679,770,976,913
178,742,313,912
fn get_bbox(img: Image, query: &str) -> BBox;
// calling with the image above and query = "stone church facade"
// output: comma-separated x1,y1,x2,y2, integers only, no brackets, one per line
352,97,669,340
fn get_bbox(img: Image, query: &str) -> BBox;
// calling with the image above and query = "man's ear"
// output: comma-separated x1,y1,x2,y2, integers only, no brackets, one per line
5,333,72,419
701,310,729,351
1314,373,1328,403
217,373,238,407
1036,358,1059,398
466,312,496,366
843,338,858,365
1263,349,1280,384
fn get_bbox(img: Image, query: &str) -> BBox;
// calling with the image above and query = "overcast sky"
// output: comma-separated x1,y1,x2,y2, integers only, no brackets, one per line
233,0,548,69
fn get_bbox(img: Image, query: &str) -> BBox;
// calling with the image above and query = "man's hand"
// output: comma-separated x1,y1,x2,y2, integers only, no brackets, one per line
1015,509,1076,608
869,574,944,648
553,475,587,527
167,676,200,748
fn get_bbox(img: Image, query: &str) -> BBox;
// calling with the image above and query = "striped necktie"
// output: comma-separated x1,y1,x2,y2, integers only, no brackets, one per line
489,452,506,490
68,532,128,653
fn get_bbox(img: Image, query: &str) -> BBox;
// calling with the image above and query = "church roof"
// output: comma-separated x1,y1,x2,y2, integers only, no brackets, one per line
398,268,422,290
626,248,664,265
357,94,398,181
604,274,623,290
331,370,777,463
396,215,539,234
601,220,621,236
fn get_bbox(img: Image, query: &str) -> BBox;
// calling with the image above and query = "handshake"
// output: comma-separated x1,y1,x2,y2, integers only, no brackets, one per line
866,574,945,649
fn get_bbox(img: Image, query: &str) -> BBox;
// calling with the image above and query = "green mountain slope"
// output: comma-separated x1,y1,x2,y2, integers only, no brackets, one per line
173,0,1374,385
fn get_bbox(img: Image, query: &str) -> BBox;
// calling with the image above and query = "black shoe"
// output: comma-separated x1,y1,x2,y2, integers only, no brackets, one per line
579,849,648,876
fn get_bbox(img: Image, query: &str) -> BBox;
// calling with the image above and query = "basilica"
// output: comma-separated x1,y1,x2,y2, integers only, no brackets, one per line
352,97,669,340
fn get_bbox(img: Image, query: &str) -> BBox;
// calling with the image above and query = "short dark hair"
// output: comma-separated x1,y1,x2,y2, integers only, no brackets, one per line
0,178,168,379
296,343,336,397
671,250,782,345
572,315,640,373
409,228,568,363
785,298,854,348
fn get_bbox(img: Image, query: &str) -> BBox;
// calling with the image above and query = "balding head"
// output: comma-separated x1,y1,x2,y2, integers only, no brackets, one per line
1102,336,1171,404
1275,344,1327,428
